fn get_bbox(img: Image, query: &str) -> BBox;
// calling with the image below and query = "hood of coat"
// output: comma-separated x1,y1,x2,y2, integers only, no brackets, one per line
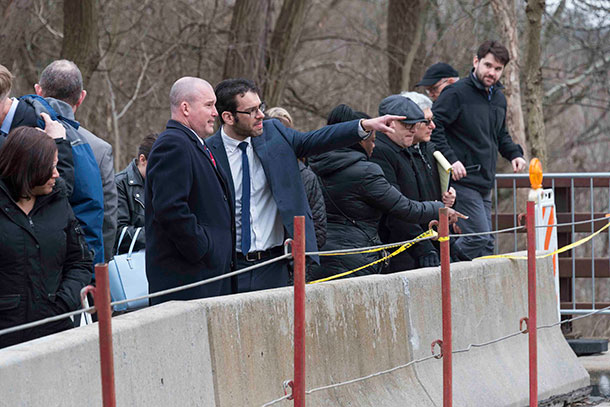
309,147,368,178
45,97,76,120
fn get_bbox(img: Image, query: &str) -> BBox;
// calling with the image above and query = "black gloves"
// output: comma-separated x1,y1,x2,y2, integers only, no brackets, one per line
418,251,440,268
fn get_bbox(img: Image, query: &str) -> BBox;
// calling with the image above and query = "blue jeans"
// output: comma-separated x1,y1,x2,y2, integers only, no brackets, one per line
452,184,495,259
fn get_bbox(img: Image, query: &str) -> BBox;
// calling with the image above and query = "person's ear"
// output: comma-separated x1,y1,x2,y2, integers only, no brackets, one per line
138,154,147,165
181,101,190,116
34,84,44,96
221,111,235,125
74,90,87,110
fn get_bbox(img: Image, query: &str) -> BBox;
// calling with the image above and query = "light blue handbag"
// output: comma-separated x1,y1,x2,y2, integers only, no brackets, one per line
108,227,148,311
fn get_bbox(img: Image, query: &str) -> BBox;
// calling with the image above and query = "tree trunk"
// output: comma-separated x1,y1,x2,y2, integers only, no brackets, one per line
223,0,271,85
0,0,33,74
490,0,528,159
387,0,424,93
263,0,308,107
524,0,546,165
402,3,427,92
60,0,100,85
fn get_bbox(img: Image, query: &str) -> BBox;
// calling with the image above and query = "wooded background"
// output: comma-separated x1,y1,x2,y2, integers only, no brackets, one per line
0,0,608,173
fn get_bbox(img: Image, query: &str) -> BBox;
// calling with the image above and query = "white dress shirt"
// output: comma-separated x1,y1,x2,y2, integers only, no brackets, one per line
221,128,284,253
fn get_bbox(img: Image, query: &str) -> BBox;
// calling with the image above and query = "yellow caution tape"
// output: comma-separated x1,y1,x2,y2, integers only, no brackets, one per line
309,229,438,284
438,236,450,242
476,221,610,261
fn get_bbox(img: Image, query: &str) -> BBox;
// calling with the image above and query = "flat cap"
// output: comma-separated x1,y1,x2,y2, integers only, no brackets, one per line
378,95,426,124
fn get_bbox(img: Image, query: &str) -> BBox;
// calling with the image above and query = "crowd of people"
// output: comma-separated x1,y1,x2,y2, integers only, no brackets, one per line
0,39,526,348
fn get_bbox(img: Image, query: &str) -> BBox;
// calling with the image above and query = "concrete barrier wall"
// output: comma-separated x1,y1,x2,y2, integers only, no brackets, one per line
0,254,589,406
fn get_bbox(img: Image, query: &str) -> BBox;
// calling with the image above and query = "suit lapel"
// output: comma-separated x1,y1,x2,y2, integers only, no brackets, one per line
251,133,273,192
207,130,236,208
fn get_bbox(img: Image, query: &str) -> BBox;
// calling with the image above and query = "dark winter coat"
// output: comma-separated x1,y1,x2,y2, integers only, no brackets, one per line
0,178,92,349
409,142,443,202
115,159,145,254
431,71,524,194
371,134,443,272
145,120,235,305
299,160,326,248
309,146,443,280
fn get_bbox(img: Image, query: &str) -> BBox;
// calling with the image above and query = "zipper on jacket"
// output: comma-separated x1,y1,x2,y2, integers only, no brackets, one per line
74,223,86,260
28,216,34,228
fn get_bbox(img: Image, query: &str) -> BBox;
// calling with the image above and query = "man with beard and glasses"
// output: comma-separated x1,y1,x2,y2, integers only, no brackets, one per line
207,78,407,292
431,40,526,260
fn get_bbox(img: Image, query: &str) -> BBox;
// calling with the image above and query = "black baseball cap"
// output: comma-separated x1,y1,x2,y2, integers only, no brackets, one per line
416,63,459,87
378,95,426,124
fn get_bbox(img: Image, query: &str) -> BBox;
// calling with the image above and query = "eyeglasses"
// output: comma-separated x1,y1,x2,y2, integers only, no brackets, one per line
398,122,417,131
421,119,434,126
235,102,266,117
425,79,449,96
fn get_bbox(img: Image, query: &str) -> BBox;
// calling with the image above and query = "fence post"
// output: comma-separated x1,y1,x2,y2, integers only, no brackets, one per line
293,216,306,407
95,263,116,407
439,208,452,407
527,159,542,407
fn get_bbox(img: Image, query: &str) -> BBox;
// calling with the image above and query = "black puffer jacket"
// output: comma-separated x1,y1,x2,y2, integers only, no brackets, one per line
309,146,442,280
299,160,326,248
114,159,145,254
0,178,92,349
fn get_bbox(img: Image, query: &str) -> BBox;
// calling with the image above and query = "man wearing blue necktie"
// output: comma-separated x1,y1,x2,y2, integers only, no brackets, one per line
207,78,406,292
145,77,235,304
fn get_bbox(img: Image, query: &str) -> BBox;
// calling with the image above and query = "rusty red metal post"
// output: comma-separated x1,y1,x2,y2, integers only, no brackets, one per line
293,216,306,407
439,208,452,407
526,201,538,406
94,264,116,407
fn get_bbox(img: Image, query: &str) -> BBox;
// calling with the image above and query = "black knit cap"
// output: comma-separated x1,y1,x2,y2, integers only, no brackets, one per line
416,63,459,87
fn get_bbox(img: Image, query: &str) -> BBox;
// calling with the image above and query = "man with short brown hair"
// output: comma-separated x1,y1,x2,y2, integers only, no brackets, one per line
431,40,526,260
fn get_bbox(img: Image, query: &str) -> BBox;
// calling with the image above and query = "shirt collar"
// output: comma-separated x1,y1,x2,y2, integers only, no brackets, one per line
1,98,19,135
221,125,251,153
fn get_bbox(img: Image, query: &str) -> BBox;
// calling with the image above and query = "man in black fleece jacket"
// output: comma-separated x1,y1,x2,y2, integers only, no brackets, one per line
431,40,526,259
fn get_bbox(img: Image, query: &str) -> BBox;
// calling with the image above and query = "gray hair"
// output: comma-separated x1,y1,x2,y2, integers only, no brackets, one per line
400,91,432,111
39,60,83,106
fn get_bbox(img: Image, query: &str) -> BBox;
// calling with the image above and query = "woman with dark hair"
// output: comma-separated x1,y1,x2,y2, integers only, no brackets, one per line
114,133,158,254
0,118,92,349
309,104,454,280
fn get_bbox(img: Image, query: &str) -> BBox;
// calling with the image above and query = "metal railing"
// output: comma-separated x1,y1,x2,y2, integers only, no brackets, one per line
494,172,610,317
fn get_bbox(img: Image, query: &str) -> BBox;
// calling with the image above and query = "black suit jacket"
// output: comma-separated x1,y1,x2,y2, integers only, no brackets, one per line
145,120,235,304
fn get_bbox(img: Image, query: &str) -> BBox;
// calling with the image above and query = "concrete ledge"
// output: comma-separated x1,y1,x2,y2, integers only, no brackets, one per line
0,253,589,406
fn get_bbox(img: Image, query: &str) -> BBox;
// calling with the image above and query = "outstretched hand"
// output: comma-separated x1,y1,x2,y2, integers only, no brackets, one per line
446,208,468,225
361,115,406,134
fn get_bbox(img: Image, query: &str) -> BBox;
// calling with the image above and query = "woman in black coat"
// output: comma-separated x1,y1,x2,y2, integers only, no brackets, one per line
309,105,446,280
0,122,92,349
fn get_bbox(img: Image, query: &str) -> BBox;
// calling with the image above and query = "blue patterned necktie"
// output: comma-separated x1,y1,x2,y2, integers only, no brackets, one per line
238,142,251,254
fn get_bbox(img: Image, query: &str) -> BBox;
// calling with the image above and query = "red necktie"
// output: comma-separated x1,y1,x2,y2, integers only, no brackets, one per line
203,142,217,168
